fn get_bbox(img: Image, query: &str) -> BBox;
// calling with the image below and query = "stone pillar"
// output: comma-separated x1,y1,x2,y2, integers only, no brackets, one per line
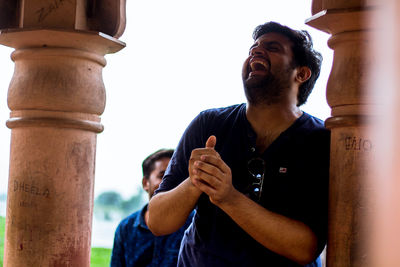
306,1,377,266
0,1,126,266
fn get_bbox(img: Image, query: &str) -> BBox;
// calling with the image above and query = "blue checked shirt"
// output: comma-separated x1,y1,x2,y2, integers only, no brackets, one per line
110,204,194,267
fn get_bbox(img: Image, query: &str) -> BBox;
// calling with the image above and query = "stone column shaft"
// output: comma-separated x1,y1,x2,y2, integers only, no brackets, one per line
1,1,126,266
1,29,124,266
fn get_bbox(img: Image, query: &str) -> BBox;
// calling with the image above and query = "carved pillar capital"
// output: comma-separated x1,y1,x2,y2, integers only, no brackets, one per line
0,0,127,38
0,29,124,133
307,1,377,126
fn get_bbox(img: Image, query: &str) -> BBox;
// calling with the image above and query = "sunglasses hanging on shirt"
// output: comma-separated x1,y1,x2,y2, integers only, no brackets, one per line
246,157,266,202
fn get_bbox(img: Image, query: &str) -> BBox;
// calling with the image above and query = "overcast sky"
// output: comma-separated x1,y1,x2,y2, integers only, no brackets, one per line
0,0,332,199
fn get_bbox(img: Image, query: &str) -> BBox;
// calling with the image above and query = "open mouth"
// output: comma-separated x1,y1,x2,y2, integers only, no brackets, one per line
248,59,269,77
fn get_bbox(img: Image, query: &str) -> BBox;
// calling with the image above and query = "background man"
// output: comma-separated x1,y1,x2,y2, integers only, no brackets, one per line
110,149,194,267
147,21,330,267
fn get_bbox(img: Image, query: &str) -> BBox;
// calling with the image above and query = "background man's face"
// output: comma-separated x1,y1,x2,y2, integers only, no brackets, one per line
143,157,171,199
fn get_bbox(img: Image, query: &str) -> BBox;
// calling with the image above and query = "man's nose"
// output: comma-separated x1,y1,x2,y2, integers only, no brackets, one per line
250,46,265,56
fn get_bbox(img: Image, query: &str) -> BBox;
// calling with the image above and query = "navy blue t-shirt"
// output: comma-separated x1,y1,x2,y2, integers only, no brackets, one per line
156,103,330,267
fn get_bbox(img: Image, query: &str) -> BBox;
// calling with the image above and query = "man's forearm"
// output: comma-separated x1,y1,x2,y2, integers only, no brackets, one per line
147,178,201,236
217,189,318,265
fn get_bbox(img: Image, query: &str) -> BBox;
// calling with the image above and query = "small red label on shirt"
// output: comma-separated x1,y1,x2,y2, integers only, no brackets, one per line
279,167,287,173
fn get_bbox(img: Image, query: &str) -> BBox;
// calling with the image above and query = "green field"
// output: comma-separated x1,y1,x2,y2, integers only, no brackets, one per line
91,247,112,267
0,217,4,267
0,216,111,267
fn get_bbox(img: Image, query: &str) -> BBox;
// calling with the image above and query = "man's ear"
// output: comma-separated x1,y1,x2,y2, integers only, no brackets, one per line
295,66,312,84
142,177,149,193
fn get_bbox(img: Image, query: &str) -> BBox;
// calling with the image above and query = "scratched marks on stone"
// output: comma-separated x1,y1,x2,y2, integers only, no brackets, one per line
345,136,373,151
14,179,50,198
12,160,53,199
50,235,89,266
67,140,93,176
35,0,73,23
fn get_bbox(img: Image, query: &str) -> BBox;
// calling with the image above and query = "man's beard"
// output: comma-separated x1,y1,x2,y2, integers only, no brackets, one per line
243,66,293,106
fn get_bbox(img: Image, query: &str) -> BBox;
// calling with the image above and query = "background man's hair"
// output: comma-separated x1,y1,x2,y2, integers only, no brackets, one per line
142,149,174,178
252,21,323,106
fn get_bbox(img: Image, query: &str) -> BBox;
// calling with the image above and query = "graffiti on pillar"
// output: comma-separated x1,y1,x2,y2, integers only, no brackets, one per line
345,136,373,151
19,199,38,209
10,159,54,200
13,179,50,198
67,140,93,178
36,0,73,23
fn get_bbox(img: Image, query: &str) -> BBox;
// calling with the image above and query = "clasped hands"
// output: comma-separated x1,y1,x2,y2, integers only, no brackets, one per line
189,135,235,206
